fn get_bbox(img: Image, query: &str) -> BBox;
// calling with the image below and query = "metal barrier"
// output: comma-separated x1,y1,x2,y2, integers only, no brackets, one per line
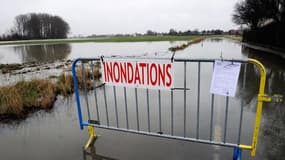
72,57,271,160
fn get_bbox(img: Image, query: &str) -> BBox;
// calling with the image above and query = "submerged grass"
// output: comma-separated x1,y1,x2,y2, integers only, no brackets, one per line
0,86,23,115
0,80,56,119
168,37,206,52
56,67,101,96
0,63,24,74
15,80,56,108
56,74,74,96
0,64,102,120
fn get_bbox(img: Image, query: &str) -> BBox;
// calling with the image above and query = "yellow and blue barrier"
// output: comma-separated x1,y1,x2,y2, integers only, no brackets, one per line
72,57,270,159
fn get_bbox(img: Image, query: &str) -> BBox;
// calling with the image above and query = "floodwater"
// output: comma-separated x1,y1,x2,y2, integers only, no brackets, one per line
0,41,185,64
0,38,284,160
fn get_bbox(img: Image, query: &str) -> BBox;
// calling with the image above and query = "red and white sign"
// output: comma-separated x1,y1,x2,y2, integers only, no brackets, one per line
102,59,173,89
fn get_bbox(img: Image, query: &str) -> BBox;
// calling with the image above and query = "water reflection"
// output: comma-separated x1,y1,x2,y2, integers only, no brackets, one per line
83,146,117,160
262,104,285,160
13,44,71,63
206,38,224,42
242,45,285,96
236,64,259,104
0,40,284,160
242,45,285,160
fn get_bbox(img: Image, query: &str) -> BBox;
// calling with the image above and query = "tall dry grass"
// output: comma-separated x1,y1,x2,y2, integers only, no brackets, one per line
15,79,56,108
56,67,101,96
0,86,23,115
0,64,101,119
169,37,206,52
56,73,74,96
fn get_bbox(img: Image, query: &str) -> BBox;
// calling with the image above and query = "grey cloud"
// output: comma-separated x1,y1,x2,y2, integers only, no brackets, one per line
0,0,238,36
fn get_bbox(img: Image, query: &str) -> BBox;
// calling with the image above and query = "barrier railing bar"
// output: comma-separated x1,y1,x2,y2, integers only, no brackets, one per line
146,88,151,132
242,64,247,89
88,123,239,148
81,62,91,120
74,57,248,63
72,58,84,129
224,96,229,143
113,86,119,128
171,87,190,90
210,94,215,141
174,58,248,63
248,58,270,156
183,61,187,137
135,88,140,131
238,64,247,144
171,90,174,136
196,62,201,139
90,62,100,122
103,84,109,126
210,62,215,141
158,90,162,133
124,87,129,129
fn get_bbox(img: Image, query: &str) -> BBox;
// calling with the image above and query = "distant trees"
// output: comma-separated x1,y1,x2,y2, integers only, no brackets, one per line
0,13,70,40
232,0,285,29
146,30,158,36
84,29,227,39
168,29,178,35
144,29,225,36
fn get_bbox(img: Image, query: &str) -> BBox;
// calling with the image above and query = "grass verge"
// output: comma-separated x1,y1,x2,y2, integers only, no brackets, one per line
0,35,240,46
0,35,203,45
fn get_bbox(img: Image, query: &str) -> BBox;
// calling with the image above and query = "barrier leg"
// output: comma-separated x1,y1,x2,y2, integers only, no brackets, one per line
84,126,97,150
233,147,242,160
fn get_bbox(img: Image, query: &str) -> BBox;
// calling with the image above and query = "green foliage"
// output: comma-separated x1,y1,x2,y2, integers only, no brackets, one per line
232,0,285,29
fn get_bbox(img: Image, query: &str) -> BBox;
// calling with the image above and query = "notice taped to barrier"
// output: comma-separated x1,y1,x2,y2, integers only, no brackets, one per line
102,59,173,89
210,60,241,97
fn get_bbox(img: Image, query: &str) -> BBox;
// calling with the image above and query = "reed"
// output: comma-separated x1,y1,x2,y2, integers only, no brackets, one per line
0,86,23,115
0,64,101,120
15,79,56,108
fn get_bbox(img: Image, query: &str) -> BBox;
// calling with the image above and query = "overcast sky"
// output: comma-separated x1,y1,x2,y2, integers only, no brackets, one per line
0,0,239,36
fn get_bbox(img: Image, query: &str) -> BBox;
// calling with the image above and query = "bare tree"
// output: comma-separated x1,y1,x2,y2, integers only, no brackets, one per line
12,13,70,39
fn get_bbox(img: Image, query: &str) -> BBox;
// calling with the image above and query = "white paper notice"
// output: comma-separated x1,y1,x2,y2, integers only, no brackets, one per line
210,60,241,97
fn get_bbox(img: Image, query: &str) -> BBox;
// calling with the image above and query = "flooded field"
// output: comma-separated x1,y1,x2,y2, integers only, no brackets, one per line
0,38,284,160
0,41,185,64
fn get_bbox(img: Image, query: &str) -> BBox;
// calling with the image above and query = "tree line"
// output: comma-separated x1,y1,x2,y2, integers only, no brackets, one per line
0,13,70,41
146,29,224,36
86,29,228,38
